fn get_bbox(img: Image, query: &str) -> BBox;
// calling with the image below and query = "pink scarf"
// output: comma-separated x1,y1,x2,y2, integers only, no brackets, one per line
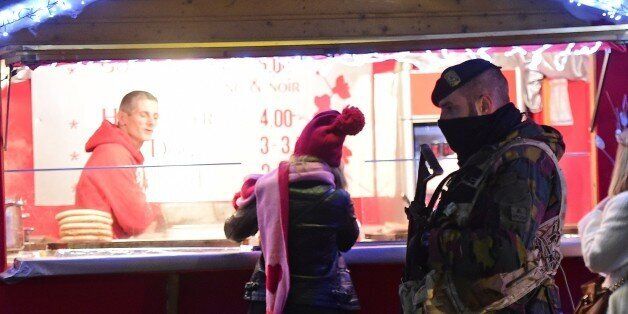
234,161,335,314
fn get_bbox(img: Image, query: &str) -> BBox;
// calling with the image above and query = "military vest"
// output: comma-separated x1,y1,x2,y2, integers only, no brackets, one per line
400,137,566,313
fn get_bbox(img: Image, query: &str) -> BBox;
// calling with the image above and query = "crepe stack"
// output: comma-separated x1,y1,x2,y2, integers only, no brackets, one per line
55,209,114,243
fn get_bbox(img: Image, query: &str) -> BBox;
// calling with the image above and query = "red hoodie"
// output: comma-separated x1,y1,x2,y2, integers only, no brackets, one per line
75,120,158,238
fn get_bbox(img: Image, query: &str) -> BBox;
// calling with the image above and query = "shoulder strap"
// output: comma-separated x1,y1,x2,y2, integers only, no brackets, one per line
426,170,459,218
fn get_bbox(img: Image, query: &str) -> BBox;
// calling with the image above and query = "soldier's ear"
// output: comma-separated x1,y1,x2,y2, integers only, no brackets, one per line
479,95,492,115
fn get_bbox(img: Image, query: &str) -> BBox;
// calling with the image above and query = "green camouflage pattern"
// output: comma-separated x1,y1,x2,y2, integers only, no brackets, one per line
426,120,565,313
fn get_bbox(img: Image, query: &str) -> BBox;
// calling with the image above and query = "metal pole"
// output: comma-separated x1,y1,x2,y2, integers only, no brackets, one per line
590,48,611,132
0,61,6,271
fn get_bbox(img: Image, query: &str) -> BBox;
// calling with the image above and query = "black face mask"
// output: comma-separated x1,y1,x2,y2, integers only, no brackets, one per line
437,103,522,165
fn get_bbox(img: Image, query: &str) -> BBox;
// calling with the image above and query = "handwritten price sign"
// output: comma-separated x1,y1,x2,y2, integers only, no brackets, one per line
31,57,375,205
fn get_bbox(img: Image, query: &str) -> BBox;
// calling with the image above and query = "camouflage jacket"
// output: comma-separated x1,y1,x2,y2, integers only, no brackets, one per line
426,120,565,313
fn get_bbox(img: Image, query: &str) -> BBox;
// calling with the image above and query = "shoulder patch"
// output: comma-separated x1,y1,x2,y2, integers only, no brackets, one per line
510,206,529,223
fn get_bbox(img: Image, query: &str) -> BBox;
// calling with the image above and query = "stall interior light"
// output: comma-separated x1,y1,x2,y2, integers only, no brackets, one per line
0,0,98,38
568,0,627,20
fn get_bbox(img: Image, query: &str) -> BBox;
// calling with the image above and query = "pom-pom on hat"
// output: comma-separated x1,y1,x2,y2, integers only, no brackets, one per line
294,106,365,167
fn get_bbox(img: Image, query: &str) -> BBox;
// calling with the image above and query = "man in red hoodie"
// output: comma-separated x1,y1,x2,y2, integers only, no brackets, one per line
75,91,161,238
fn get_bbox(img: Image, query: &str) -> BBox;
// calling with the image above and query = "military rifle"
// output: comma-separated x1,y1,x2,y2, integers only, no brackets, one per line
403,144,443,282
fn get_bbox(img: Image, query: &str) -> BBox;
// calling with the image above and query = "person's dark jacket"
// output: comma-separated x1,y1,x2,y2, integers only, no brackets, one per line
224,181,360,311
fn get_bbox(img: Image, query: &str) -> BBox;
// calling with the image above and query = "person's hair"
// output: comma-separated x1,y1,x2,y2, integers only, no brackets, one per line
119,90,158,113
608,143,628,197
289,155,347,189
459,68,510,115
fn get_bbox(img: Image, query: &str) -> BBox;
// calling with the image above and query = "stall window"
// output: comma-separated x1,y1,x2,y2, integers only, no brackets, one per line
1,45,599,254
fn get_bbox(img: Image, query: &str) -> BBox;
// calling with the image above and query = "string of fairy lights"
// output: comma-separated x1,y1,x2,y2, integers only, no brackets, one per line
568,0,627,20
0,0,96,37
0,0,625,39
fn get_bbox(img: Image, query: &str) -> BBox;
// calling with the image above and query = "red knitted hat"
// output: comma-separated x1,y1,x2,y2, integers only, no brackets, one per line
293,106,365,167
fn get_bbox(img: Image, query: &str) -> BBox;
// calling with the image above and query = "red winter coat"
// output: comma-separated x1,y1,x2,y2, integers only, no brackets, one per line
75,120,159,238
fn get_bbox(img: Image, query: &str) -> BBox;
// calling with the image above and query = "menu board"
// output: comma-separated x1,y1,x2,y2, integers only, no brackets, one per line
31,57,374,205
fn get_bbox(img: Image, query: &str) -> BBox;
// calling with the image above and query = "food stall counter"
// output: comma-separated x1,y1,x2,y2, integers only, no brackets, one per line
1,235,582,284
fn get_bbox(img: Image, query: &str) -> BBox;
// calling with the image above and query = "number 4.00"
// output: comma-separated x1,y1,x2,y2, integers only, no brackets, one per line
260,109,293,127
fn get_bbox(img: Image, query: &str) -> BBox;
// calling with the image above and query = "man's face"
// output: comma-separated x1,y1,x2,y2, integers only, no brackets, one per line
118,97,159,146
438,88,479,120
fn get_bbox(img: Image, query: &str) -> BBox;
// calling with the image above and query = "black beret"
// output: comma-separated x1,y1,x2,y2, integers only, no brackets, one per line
431,59,502,106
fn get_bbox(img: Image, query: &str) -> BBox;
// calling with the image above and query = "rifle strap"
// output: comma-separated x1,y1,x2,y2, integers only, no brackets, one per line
426,170,459,217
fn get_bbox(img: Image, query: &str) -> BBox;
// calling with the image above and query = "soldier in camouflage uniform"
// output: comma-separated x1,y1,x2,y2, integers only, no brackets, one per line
403,59,565,313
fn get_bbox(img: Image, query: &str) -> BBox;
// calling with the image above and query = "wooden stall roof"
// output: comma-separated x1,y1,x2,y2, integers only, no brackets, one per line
0,0,626,63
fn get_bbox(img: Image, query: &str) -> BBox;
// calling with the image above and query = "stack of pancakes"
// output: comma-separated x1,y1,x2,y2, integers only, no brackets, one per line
56,209,113,242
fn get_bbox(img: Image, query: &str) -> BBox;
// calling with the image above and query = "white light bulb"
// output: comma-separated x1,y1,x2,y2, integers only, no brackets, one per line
465,48,476,57
14,5,25,14
60,1,72,10
616,16,621,20
34,11,45,22
81,1,86,4
595,135,606,150
477,47,493,62
2,31,8,37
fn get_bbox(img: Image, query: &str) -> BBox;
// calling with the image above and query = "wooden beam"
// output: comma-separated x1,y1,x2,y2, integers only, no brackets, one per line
1,25,626,64
2,0,593,45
